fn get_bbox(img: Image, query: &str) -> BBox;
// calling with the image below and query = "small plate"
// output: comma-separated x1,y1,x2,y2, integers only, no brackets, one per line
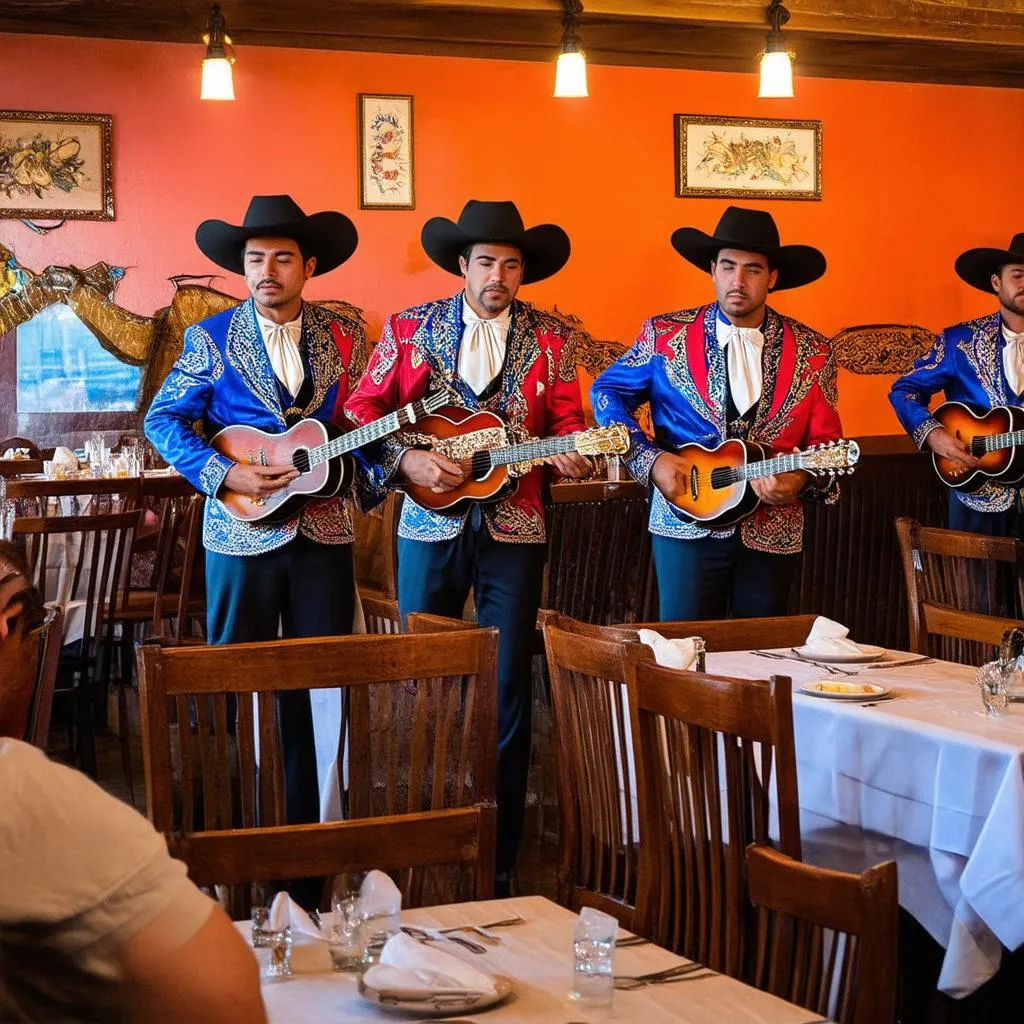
357,972,513,1018
792,644,886,664
800,680,891,701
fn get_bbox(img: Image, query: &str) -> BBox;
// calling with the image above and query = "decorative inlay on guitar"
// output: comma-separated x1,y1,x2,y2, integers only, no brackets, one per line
399,406,631,514
213,392,447,522
930,401,1024,492
667,438,860,528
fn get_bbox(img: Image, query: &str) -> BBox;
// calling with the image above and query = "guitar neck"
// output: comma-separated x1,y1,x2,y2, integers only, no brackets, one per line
734,451,806,481
310,399,429,466
489,433,579,468
979,429,1024,453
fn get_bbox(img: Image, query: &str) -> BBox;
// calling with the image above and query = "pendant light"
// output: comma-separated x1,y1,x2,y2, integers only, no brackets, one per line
554,1,588,98
758,0,794,99
201,4,235,101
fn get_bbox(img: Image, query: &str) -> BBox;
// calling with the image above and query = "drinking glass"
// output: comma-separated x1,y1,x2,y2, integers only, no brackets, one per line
87,432,106,473
0,501,14,543
251,905,271,948
323,893,364,972
977,660,1009,717
570,907,616,1006
261,927,293,978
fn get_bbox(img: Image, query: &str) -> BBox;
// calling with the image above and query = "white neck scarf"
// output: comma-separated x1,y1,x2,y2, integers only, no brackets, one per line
716,314,765,415
1002,321,1024,396
256,307,305,397
459,298,511,396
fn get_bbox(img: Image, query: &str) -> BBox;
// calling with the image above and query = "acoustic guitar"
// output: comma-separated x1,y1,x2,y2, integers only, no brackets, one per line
667,437,860,528
400,407,631,514
213,391,447,523
930,401,1024,492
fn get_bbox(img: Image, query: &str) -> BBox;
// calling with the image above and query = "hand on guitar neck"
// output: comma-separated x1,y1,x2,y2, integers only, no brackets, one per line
651,450,808,507
925,427,980,471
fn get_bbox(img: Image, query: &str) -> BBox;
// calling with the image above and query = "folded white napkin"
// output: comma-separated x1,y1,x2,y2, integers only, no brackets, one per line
360,869,402,918
267,891,322,938
803,616,863,656
638,628,699,670
365,932,498,997
2,448,29,459
52,446,78,468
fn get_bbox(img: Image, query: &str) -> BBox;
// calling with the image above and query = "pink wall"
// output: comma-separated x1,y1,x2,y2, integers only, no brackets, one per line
0,32,1016,434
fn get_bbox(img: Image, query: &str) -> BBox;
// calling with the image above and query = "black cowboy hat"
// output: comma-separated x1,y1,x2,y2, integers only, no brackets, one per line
195,194,358,277
421,200,570,285
955,233,1024,293
670,205,826,291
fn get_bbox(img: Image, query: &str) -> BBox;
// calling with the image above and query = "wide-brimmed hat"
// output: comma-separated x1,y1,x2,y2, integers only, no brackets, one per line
421,200,570,284
955,233,1024,293
670,205,826,291
195,194,358,276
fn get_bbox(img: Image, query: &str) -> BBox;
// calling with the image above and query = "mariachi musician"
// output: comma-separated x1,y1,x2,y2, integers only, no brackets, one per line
889,233,1024,536
345,200,590,890
592,206,842,621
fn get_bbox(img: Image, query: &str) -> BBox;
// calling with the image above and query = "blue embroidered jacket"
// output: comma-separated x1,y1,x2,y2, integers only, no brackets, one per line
889,311,1013,512
144,297,375,555
591,303,842,555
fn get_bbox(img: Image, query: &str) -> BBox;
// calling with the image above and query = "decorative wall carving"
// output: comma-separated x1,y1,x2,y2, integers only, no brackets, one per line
830,323,937,375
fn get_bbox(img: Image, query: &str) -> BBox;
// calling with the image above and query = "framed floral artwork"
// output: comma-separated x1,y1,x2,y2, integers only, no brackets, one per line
0,110,114,220
675,113,821,201
357,94,414,210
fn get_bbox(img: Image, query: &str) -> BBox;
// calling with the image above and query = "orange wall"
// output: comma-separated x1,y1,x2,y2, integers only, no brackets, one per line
0,32,1013,435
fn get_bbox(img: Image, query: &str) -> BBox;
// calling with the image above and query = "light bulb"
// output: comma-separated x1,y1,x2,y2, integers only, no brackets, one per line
554,50,588,98
758,49,793,98
201,57,235,101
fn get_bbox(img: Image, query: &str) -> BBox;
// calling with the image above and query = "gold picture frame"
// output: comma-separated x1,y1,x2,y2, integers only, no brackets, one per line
0,110,114,220
675,113,821,201
357,94,415,210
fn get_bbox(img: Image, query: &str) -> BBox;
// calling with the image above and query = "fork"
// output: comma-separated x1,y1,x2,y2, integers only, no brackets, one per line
752,650,849,676
401,925,487,954
614,962,715,989
436,915,524,933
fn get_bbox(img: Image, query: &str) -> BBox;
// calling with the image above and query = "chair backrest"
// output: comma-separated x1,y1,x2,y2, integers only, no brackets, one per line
896,516,1024,664
602,614,819,650
27,604,64,748
15,509,140,663
747,845,898,1024
136,629,499,835
356,492,403,635
7,477,142,516
0,436,41,458
170,805,495,914
149,493,205,641
626,654,801,979
406,612,476,634
541,616,641,926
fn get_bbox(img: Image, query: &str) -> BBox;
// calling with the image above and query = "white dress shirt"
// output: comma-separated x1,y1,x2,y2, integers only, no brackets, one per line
1001,321,1024,397
255,307,305,397
458,297,511,396
716,314,765,416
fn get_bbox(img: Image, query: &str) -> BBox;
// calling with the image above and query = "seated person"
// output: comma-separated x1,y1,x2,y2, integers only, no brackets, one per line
0,551,267,1023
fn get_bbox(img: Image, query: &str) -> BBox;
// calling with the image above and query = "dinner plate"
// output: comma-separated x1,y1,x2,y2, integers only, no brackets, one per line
357,972,513,1018
792,644,886,664
800,680,891,701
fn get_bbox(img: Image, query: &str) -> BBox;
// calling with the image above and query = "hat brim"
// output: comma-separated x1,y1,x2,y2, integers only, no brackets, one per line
195,211,358,277
670,227,826,291
955,247,1024,293
421,218,570,285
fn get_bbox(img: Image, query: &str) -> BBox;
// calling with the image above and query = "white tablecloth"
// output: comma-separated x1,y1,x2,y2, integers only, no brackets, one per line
239,896,824,1023
707,649,1024,997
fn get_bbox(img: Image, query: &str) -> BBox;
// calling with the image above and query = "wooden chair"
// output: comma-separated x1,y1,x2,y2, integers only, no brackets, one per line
747,845,898,1024
0,608,58,740
590,613,819,650
357,492,403,634
16,508,140,776
540,614,644,926
0,436,41,458
136,629,499,836
896,516,1024,664
171,806,495,915
626,655,802,980
26,605,64,748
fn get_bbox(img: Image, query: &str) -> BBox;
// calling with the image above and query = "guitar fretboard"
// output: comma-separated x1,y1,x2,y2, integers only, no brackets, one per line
488,433,580,468
711,452,807,488
978,430,1024,454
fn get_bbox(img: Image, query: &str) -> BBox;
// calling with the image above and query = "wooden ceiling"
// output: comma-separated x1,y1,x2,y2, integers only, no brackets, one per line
6,1,1024,88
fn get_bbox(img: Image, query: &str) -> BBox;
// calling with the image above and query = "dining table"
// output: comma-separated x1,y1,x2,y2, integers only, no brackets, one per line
238,895,828,1023
705,647,1024,998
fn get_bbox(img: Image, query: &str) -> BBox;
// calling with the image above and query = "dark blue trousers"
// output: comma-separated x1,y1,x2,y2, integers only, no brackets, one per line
948,491,1024,538
206,535,355,831
653,532,798,621
397,511,546,876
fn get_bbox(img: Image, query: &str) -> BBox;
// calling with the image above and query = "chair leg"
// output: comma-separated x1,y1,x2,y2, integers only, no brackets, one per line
118,684,136,806
76,677,97,778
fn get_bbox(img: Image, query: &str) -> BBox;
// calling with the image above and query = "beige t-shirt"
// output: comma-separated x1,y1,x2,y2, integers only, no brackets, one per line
0,739,214,1020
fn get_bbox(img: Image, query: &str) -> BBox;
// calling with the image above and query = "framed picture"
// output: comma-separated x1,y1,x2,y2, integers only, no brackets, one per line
357,94,415,210
0,110,114,220
675,113,821,201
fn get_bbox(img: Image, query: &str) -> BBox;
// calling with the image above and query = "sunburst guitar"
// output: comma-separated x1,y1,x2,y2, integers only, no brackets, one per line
931,401,1024,492
401,407,631,514
212,392,447,523
667,438,860,528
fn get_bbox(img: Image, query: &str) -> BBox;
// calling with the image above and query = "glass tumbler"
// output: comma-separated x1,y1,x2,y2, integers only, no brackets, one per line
571,906,616,1007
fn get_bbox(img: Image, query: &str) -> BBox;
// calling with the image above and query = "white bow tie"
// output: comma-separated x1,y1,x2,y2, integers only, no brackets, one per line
259,314,305,397
459,305,510,396
718,322,764,415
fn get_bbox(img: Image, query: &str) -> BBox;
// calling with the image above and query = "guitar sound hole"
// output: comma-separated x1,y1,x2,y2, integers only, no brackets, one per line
470,451,492,481
292,448,310,474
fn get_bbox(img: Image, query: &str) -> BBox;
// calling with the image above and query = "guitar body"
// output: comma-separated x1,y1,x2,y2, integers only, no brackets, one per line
212,419,353,524
932,401,1024,492
403,408,518,515
668,439,768,528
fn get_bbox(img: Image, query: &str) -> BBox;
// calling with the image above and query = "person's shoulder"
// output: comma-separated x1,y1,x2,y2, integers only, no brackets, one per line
306,299,365,336
647,305,705,332
942,311,1000,337
774,309,826,343
516,301,580,344
191,301,245,335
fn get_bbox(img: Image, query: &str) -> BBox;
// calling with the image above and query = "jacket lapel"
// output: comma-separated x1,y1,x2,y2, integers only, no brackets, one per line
300,302,344,417
499,300,541,410
754,306,793,429
225,299,284,423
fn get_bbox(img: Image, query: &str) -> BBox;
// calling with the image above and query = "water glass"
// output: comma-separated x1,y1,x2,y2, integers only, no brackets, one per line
360,910,400,967
606,454,622,482
261,927,293,978
323,895,364,972
977,660,1009,717
251,905,271,948
0,501,14,542
570,907,616,1006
